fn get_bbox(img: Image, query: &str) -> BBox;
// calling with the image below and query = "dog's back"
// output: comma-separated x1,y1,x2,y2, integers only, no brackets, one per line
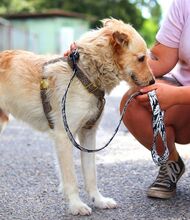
0,50,55,131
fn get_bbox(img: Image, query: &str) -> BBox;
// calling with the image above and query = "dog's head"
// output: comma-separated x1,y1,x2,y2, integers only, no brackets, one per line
77,18,155,92
103,18,155,87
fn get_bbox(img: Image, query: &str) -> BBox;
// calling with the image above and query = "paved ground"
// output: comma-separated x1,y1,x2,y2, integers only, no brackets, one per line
1,83,190,220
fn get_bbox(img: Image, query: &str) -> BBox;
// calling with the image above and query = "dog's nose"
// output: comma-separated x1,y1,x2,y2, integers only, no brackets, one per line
149,79,155,85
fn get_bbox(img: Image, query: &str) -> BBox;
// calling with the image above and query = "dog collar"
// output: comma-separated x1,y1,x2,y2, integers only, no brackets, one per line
66,50,105,129
67,51,105,100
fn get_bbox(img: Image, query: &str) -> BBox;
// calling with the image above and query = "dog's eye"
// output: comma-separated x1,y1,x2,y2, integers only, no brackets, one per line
138,55,145,62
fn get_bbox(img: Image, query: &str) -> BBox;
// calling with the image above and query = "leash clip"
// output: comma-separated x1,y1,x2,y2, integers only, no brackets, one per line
69,50,80,71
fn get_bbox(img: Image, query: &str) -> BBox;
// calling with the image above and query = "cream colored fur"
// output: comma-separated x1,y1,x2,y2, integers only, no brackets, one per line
0,18,154,215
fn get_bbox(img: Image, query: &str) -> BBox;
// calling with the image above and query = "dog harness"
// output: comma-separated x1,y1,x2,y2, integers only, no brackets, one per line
40,52,105,130
66,51,105,129
41,50,169,166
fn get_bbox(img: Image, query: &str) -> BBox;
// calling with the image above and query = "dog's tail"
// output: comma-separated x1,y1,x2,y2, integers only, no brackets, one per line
0,108,9,133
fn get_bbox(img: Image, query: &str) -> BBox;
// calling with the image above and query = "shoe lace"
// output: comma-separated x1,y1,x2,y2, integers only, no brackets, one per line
155,161,181,187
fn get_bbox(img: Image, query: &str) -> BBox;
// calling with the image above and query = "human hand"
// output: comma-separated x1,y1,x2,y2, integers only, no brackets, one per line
136,83,179,111
63,42,77,57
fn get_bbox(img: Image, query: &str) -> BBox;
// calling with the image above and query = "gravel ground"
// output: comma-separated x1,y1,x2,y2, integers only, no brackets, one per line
0,83,190,220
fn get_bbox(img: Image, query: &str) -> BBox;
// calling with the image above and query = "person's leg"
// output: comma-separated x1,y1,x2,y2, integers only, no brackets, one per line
120,90,179,161
120,81,190,198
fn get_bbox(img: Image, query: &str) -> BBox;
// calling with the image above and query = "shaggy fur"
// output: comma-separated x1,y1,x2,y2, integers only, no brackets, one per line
0,18,154,215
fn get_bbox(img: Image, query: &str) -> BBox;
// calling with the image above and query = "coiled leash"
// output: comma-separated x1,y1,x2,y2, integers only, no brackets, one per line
148,91,169,165
61,51,169,165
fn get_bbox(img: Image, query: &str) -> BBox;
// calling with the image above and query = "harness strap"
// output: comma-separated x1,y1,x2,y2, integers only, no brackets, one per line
66,51,105,129
67,52,105,99
83,98,105,129
40,77,54,129
40,51,105,130
40,57,66,129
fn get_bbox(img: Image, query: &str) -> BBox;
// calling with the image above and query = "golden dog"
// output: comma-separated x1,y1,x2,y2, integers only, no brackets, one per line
0,18,154,215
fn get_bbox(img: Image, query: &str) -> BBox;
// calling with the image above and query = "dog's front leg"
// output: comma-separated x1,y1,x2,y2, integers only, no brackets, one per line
53,132,92,215
78,127,117,209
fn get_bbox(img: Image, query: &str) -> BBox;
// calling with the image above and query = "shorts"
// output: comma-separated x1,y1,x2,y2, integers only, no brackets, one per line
157,73,182,86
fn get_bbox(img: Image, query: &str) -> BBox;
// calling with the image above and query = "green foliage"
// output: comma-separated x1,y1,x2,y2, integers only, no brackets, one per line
140,19,158,47
0,0,161,46
0,0,34,13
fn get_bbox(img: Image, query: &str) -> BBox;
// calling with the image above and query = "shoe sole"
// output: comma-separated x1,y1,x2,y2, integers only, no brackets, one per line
147,188,176,199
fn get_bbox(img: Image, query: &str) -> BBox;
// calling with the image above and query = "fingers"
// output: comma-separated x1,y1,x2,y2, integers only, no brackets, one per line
64,50,70,57
140,84,158,93
63,42,77,57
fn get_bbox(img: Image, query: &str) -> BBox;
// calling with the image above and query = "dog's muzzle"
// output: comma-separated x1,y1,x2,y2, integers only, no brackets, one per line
130,72,155,86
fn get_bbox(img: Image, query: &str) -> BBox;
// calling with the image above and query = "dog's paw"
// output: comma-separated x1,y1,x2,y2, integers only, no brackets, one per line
93,195,117,209
69,201,92,216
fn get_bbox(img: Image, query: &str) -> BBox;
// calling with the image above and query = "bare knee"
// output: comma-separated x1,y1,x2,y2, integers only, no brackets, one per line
120,91,155,149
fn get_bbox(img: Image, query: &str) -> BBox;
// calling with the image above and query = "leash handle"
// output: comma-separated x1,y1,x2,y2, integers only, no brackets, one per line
69,49,79,71
148,90,169,165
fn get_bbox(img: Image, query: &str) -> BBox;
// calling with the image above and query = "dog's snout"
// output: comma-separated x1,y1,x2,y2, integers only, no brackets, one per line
149,78,155,85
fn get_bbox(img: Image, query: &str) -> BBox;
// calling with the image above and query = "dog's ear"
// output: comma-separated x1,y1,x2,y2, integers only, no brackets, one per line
101,18,115,27
112,31,129,46
102,17,124,27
